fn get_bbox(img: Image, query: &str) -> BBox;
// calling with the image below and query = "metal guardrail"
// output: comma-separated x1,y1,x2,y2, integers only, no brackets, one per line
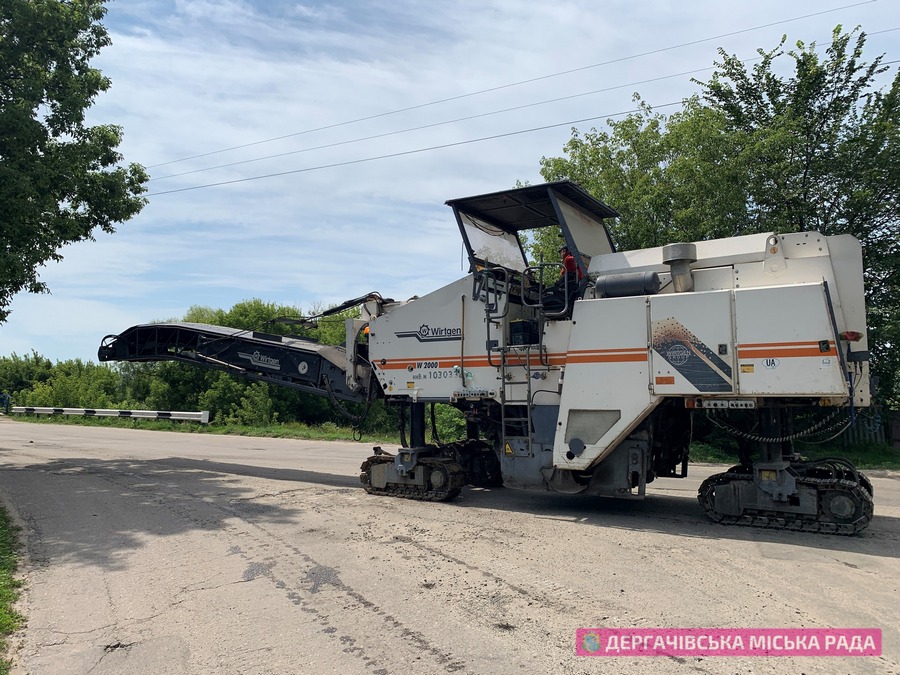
10,407,210,424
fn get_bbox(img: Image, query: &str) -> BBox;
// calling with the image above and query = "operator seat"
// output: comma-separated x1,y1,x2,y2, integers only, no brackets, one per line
542,274,587,318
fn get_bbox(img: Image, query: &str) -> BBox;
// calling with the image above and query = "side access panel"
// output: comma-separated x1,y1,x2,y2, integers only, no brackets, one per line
553,296,655,471
649,290,735,395
734,283,846,396
369,276,501,402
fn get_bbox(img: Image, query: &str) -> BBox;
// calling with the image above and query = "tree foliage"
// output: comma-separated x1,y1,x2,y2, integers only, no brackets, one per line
0,0,148,322
540,97,748,251
540,27,900,405
0,351,53,398
21,358,118,407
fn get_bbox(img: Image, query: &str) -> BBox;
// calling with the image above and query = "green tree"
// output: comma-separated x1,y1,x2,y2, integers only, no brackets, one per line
184,299,318,339
540,96,748,252
0,351,54,399
111,361,154,407
0,0,148,322
431,404,466,442
181,305,227,327
233,382,276,426
198,372,250,425
19,359,118,407
144,361,209,412
540,27,899,404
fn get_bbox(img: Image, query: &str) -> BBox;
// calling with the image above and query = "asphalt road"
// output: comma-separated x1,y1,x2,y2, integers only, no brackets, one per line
0,418,897,674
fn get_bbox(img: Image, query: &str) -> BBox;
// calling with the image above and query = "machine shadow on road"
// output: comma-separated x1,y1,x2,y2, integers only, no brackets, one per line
451,483,900,560
161,458,900,560
150,456,362,489
0,455,358,572
2,455,896,571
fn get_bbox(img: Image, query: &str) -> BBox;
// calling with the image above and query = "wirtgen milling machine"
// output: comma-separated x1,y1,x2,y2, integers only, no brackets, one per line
99,181,874,534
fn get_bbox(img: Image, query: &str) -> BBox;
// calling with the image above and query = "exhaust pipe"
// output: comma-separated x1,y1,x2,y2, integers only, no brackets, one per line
662,243,697,293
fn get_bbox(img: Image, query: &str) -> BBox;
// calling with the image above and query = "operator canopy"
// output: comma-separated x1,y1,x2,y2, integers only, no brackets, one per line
446,180,618,274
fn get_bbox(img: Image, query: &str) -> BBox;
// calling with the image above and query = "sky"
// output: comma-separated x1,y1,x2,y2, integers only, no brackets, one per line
2,0,899,363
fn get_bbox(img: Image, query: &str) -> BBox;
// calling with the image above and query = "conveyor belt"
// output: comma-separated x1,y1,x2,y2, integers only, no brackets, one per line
98,322,370,402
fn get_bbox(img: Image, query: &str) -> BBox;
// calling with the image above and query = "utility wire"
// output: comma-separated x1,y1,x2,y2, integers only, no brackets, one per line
146,100,684,196
145,0,878,169
148,25,899,183
149,65,723,182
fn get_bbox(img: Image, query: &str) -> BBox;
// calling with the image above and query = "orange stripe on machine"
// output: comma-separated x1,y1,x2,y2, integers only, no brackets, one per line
566,348,648,364
375,348,648,370
737,341,837,359
378,357,565,370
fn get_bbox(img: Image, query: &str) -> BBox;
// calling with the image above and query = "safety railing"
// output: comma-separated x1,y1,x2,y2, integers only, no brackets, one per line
9,407,210,424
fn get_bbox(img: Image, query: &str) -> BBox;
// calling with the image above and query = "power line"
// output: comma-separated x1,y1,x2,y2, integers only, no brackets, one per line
146,29,900,199
149,65,724,182
148,24,899,183
146,101,684,196
145,0,877,170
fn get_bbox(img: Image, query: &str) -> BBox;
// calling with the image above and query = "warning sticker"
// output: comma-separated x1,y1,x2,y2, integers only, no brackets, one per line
655,376,676,385
740,364,755,373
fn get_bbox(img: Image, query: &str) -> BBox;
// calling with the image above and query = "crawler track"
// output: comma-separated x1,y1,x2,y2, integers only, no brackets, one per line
360,455,466,501
698,469,874,535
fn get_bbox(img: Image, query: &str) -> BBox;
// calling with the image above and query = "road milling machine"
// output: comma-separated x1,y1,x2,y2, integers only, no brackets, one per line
99,181,874,534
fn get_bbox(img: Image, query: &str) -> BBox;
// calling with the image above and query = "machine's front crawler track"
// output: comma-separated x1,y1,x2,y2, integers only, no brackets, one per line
360,455,466,501
698,469,874,535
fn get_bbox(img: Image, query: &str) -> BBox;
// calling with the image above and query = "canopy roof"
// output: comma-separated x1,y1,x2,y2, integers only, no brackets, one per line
445,180,619,234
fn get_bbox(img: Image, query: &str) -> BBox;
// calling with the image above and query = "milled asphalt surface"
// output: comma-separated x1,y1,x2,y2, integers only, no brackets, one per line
0,417,897,674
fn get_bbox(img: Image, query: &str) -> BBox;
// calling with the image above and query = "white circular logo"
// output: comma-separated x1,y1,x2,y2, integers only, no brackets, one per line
667,344,690,366
298,362,309,375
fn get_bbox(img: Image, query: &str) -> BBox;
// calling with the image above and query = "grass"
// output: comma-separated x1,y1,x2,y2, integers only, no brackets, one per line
0,507,23,675
690,440,900,471
793,440,900,471
689,442,741,466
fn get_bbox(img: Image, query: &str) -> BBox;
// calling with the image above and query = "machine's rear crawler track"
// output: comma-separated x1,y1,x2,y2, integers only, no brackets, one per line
699,465,874,535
